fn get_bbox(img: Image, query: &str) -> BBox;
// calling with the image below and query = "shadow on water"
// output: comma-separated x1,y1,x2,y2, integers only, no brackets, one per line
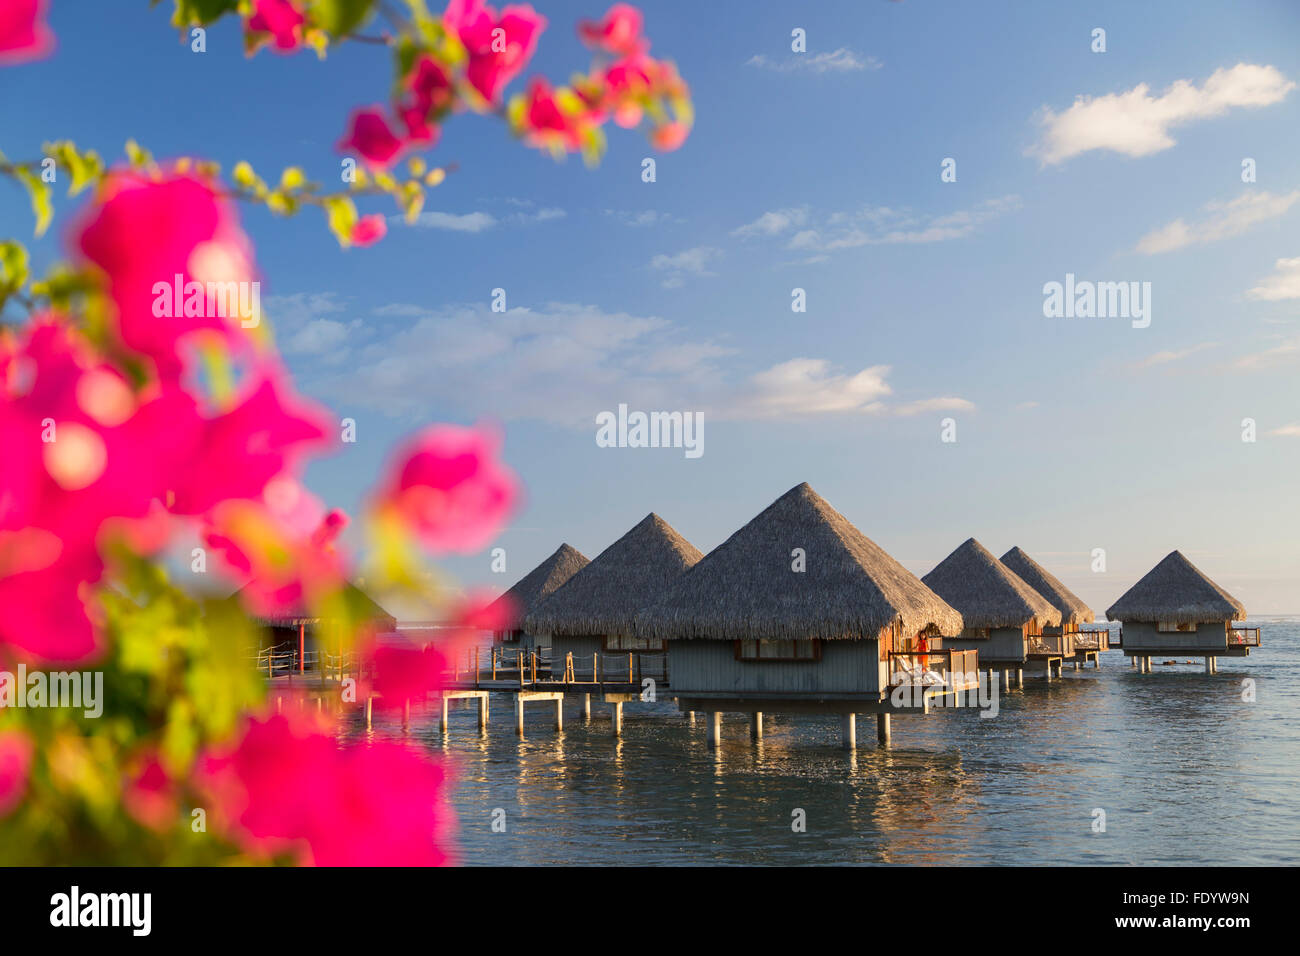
344,621,1299,865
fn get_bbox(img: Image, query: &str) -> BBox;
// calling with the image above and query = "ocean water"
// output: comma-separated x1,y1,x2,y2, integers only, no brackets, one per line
354,620,1299,865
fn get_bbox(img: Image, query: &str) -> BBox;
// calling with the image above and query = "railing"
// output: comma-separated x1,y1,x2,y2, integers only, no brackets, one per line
252,646,358,680
1029,632,1071,657
889,648,979,692
447,648,666,687
1072,628,1111,651
1229,627,1261,647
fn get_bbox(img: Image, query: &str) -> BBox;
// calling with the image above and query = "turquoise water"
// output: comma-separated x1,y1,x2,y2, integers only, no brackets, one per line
353,620,1299,865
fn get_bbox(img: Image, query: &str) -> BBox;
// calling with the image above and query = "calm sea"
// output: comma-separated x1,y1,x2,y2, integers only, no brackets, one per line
351,620,1299,865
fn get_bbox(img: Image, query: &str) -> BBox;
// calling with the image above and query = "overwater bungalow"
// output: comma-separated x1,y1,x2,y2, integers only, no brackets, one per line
1105,550,1260,673
485,543,589,657
1000,546,1105,668
241,581,396,676
634,483,976,750
524,514,703,689
922,538,1063,686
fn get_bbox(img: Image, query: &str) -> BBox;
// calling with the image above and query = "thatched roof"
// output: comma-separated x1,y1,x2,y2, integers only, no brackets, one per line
636,483,963,641
1000,547,1095,628
1106,550,1245,624
487,543,589,630
524,514,702,637
237,581,396,629
922,538,1062,629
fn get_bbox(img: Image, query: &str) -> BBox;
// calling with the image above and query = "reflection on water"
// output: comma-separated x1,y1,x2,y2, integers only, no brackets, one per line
344,621,1300,865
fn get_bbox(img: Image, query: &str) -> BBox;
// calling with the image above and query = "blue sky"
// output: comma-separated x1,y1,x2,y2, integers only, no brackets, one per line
5,0,1300,614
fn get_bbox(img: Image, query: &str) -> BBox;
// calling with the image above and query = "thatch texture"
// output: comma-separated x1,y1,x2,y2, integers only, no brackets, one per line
635,483,963,641
487,543,589,630
1000,546,1095,628
238,581,396,629
923,538,1062,629
1105,550,1246,624
524,514,702,637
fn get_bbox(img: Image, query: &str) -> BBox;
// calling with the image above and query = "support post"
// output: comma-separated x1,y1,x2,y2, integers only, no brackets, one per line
515,695,525,736
440,697,449,733
581,693,591,720
478,694,488,729
750,712,763,740
365,695,372,730
402,699,410,733
555,697,563,731
611,700,623,737
1016,667,1024,687
877,713,890,744
707,711,721,748
841,713,856,751
1001,669,1010,692
687,710,696,726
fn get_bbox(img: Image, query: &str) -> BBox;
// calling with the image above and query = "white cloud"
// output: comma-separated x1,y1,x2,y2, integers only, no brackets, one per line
732,207,810,238
1133,342,1219,368
1268,424,1300,437
1029,64,1294,165
1247,257,1300,301
604,209,681,227
1136,191,1300,254
746,49,881,74
892,397,975,417
266,292,368,361
1232,335,1300,369
756,196,1020,257
406,211,498,232
650,246,722,288
297,301,969,426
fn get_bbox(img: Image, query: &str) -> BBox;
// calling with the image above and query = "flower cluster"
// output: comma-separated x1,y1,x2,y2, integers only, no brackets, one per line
0,166,520,862
0,0,685,867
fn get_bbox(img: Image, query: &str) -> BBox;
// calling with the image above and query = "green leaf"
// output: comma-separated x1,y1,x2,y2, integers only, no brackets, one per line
15,168,54,236
0,240,30,294
323,194,358,247
170,0,241,27
307,0,373,36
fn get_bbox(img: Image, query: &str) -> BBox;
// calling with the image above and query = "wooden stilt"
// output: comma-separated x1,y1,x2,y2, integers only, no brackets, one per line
841,713,856,751
877,713,890,744
750,712,763,739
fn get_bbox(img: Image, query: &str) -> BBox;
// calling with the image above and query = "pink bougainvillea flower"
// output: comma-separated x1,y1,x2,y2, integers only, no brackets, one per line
350,214,387,247
123,752,179,832
203,479,348,618
166,371,332,516
443,0,546,106
337,107,406,167
398,55,454,144
75,172,259,382
0,730,33,817
372,423,519,554
366,641,446,709
578,3,646,57
515,78,600,152
650,120,689,151
0,318,202,662
246,0,306,52
198,714,451,865
0,0,53,65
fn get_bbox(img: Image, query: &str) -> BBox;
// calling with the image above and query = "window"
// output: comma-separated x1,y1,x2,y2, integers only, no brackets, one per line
961,627,990,640
736,639,820,661
1157,621,1197,633
605,634,664,651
